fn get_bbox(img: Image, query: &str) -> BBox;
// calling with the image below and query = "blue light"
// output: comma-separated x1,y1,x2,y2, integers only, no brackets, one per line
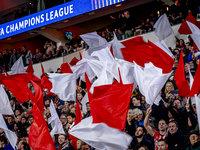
0,0,125,40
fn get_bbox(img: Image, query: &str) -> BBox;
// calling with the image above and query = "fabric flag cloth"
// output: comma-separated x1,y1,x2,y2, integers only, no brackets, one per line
26,60,42,88
189,69,195,105
186,21,200,51
194,95,200,134
71,57,105,81
40,63,54,96
153,13,174,41
190,57,200,97
69,99,83,150
1,73,30,104
154,40,175,59
121,36,174,74
134,62,172,105
87,75,133,130
0,85,13,115
69,57,80,66
178,13,200,34
80,32,107,48
60,62,73,73
48,101,65,137
109,32,124,59
11,56,25,74
0,114,17,149
28,80,44,113
69,116,132,150
29,105,56,150
48,73,76,101
174,50,190,97
81,92,89,114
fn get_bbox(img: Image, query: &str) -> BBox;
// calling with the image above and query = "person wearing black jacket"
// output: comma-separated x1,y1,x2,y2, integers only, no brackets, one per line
129,126,154,150
166,120,185,150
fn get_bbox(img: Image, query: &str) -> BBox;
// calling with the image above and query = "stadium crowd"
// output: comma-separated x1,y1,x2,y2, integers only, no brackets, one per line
1,1,200,150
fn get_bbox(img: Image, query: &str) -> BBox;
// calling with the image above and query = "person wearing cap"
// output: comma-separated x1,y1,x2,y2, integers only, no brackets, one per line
185,130,200,150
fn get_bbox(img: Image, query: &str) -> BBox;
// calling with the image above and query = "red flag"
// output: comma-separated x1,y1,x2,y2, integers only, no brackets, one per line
60,63,73,73
2,74,30,103
69,57,80,66
26,59,34,74
85,73,93,115
74,99,82,126
85,72,133,130
40,63,54,96
178,13,200,34
29,105,56,150
190,63,200,97
121,36,174,73
174,51,190,96
69,99,82,150
26,60,41,87
28,80,44,113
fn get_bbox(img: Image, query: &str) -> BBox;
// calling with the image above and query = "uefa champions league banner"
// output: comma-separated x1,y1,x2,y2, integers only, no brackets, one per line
0,0,125,40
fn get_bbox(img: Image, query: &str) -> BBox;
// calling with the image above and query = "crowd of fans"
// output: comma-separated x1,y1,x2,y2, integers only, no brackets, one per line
0,36,85,72
1,31,200,150
99,0,200,41
1,1,200,150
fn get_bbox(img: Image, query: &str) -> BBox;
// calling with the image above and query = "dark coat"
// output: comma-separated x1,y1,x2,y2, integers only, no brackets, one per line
130,136,154,150
166,129,185,150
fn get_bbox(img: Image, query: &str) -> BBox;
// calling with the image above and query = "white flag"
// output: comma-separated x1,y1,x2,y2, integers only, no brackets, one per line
109,32,125,59
186,21,200,51
48,73,76,101
48,101,65,137
0,114,17,149
194,95,200,134
189,69,195,105
134,62,172,105
153,13,174,41
80,32,107,48
81,92,89,114
11,56,25,74
0,85,13,115
69,116,132,150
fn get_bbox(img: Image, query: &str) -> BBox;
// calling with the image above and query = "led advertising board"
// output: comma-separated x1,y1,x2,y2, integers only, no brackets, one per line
0,0,125,40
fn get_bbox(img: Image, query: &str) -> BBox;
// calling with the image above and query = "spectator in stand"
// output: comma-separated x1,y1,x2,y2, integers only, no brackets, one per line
0,52,4,73
74,43,82,52
80,142,91,150
9,48,19,67
144,107,168,150
25,50,33,66
33,48,43,63
76,139,82,150
3,49,11,71
18,7,25,18
170,0,182,17
84,102,90,118
65,43,70,54
131,96,146,111
44,41,56,55
130,126,154,150
30,3,37,14
7,115,15,131
166,120,185,150
176,12,185,24
21,45,28,65
158,139,168,150
0,136,7,149
55,46,64,57
57,134,72,150
68,45,74,54
185,130,200,150
123,11,136,38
